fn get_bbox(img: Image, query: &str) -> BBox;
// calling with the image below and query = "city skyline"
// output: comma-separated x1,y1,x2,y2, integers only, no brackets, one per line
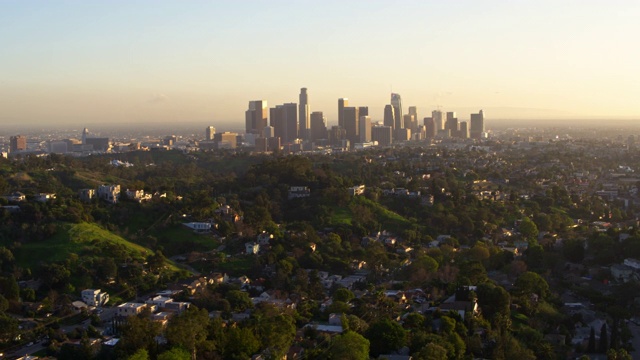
1,1,639,128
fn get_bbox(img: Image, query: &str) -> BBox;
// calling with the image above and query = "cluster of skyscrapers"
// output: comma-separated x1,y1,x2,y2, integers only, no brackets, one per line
240,88,485,152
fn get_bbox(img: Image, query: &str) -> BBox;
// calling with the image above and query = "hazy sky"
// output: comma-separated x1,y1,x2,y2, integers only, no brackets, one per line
1,1,639,129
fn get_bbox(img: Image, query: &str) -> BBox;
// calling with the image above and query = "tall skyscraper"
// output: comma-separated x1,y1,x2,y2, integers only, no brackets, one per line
358,106,369,117
343,107,360,146
432,110,445,131
445,112,459,134
470,110,485,139
383,105,395,129
82,128,89,144
424,117,436,138
391,93,403,128
310,111,327,141
338,98,349,128
359,116,371,143
403,114,416,133
271,103,298,143
459,121,469,139
206,126,216,140
299,88,310,140
408,106,418,125
246,101,268,135
10,135,27,152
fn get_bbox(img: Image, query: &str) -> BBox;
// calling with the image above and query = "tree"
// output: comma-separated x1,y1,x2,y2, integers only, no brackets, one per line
128,349,150,360
224,326,261,360
366,318,407,356
158,347,191,360
588,327,596,353
476,283,510,322
226,290,253,312
165,307,210,360
519,217,539,240
599,323,609,353
333,287,355,303
258,313,296,360
328,331,369,360
414,342,448,360
116,311,162,359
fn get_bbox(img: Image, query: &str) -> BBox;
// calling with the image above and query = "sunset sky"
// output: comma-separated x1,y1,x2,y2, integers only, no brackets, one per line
1,1,639,129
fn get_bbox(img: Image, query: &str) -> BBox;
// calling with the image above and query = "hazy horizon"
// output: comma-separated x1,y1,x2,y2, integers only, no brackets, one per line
1,1,639,128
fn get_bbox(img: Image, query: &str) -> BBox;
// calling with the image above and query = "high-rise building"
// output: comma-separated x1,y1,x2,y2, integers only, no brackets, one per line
328,125,346,145
424,118,437,138
403,114,416,133
338,98,349,128
445,112,459,135
264,125,274,138
206,126,216,140
408,106,418,127
459,121,469,139
359,116,371,143
383,105,395,129
310,111,327,141
470,110,485,139
391,93,403,128
299,88,310,139
372,125,393,146
10,135,27,152
245,100,268,135
358,106,369,117
343,107,360,146
432,110,445,131
270,104,299,143
82,128,89,144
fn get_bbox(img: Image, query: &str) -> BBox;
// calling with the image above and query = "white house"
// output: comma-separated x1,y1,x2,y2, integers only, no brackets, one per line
117,302,148,317
34,193,56,202
97,185,120,204
81,289,109,307
245,242,260,255
183,222,213,233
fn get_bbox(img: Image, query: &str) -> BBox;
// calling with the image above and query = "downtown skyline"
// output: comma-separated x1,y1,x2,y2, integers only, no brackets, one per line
1,1,640,128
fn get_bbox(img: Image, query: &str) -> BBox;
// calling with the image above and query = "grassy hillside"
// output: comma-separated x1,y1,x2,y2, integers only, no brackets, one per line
15,222,152,268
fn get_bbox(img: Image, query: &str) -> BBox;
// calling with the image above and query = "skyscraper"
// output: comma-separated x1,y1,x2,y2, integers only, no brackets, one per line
271,103,298,143
391,93,403,128
372,125,393,146
403,114,416,133
310,111,327,141
359,115,371,143
432,110,445,131
338,98,349,128
470,110,485,139
206,126,216,140
246,100,268,135
459,121,469,139
299,88,310,140
424,117,436,138
383,105,395,129
343,107,360,146
82,128,89,144
408,106,417,125
358,106,369,117
445,112,459,135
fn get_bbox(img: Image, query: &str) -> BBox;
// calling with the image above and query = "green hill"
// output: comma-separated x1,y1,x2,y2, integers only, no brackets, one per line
15,222,152,268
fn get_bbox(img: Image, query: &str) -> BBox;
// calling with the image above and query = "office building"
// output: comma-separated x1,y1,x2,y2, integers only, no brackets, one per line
82,128,89,144
310,111,327,141
403,114,416,133
245,100,268,135
459,121,469,139
445,112,459,135
470,110,485,139
383,105,395,129
391,93,403,127
358,106,369,117
338,98,349,128
268,137,281,153
263,125,274,138
271,103,298,143
10,135,27,152
206,126,216,140
85,137,110,152
408,106,418,128
343,107,360,146
372,125,393,146
299,88,310,139
213,132,238,149
424,118,437,138
432,110,445,131
359,115,371,143
328,125,346,145
254,137,268,152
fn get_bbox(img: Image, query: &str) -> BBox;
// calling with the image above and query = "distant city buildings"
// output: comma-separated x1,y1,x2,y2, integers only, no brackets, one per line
299,88,310,140
206,126,216,140
470,110,485,139
245,100,268,135
10,135,27,153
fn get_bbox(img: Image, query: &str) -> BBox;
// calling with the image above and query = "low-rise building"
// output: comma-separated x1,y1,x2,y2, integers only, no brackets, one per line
97,185,120,204
117,302,148,317
81,289,109,307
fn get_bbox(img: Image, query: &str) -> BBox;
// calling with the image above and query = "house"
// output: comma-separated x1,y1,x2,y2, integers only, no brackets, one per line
79,188,96,203
348,185,365,196
81,289,109,307
97,185,120,204
183,222,213,233
211,273,229,284
117,302,149,317
610,264,638,283
245,242,260,255
34,193,56,202
126,189,152,202
288,186,311,199
257,232,273,245
3,191,26,202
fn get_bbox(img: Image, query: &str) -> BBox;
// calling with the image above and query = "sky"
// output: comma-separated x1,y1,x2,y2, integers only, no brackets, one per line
1,0,639,130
